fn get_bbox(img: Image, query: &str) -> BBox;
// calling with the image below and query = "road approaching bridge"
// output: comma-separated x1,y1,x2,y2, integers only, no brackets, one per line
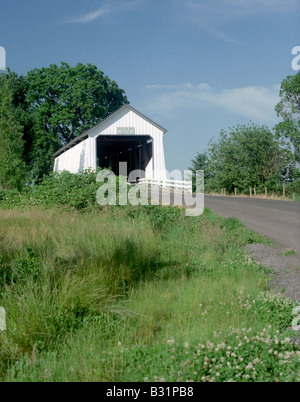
204,195,300,255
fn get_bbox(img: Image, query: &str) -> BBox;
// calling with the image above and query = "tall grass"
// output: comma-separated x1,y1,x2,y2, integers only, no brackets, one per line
0,206,299,382
0,207,161,373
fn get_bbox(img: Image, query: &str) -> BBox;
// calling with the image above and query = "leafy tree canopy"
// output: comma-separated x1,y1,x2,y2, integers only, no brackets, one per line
24,62,129,181
0,75,26,190
275,72,300,162
196,123,293,194
189,152,209,192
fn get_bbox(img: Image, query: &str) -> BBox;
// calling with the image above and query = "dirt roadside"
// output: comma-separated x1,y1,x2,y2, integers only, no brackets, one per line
245,243,300,304
203,195,300,344
245,243,300,347
203,195,300,302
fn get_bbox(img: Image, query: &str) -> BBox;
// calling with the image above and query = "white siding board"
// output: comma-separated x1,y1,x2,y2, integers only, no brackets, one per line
54,138,91,173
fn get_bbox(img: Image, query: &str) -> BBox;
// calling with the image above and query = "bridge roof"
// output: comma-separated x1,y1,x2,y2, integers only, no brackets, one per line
53,105,167,158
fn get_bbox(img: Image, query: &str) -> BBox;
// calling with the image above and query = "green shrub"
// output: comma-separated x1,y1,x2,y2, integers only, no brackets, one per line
286,179,300,197
125,204,183,231
0,189,22,208
30,170,101,211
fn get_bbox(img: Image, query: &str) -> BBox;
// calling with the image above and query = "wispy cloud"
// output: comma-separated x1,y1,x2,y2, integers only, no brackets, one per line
181,0,299,43
64,0,142,24
144,82,280,122
66,6,110,24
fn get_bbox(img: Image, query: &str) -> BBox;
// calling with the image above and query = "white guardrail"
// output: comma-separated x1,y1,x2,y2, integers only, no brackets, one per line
137,178,193,193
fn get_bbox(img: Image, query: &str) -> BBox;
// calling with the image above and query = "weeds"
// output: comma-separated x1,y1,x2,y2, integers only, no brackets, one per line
283,249,296,256
0,203,299,382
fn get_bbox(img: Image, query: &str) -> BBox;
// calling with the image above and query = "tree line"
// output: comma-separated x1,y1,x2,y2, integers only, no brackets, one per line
190,72,300,197
0,63,129,190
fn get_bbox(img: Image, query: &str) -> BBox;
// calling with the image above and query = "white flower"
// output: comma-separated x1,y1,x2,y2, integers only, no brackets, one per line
245,363,253,370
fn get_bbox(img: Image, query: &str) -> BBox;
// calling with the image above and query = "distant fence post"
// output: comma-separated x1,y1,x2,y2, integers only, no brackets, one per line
254,187,256,197
265,187,267,197
283,182,286,197
293,192,295,200
234,187,237,196
250,187,252,197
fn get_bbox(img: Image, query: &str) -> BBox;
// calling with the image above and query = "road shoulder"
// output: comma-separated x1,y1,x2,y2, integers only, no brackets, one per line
245,243,300,304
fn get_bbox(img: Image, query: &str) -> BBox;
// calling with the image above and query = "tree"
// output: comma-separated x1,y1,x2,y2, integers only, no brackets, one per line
0,69,34,173
0,76,26,190
199,123,291,193
24,62,129,180
189,152,209,192
275,72,300,163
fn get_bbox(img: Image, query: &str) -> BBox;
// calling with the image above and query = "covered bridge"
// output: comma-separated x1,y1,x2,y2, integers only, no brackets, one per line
53,105,167,181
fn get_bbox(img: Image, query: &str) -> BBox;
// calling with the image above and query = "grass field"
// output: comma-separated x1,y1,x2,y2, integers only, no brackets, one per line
0,205,299,382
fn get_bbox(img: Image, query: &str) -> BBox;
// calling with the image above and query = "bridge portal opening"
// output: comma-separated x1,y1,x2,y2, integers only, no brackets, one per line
96,135,153,181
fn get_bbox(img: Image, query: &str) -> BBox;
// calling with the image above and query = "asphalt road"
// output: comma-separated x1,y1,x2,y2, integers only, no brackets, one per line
204,195,300,255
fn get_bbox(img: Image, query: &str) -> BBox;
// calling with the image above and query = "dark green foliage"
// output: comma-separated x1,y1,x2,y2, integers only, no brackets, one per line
209,124,290,193
275,72,300,163
30,170,101,211
0,170,133,211
191,123,296,195
286,178,300,196
0,74,27,190
189,152,210,192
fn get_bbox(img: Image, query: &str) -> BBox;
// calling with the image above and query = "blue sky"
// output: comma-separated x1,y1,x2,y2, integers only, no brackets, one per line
0,0,299,172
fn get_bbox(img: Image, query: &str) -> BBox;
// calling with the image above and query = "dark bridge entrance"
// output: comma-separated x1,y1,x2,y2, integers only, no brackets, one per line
96,135,153,179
